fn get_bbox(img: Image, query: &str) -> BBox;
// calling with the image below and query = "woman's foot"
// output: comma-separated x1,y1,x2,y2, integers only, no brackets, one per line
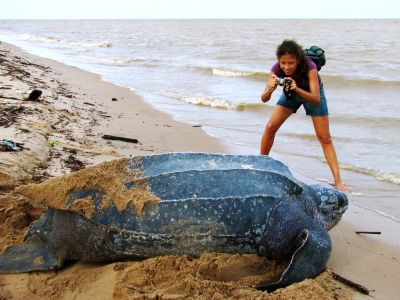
332,182,352,192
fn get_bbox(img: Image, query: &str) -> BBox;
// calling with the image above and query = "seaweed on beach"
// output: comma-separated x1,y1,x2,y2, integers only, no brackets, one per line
63,153,86,172
0,48,52,100
0,105,29,127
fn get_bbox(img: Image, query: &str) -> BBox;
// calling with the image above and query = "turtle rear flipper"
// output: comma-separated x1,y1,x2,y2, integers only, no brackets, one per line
0,234,66,273
0,208,110,273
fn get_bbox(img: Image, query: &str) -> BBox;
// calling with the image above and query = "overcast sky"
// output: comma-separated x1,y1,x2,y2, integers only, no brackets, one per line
1,0,399,19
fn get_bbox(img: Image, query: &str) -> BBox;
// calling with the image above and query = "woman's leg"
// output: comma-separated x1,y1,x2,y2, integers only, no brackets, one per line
260,105,293,155
311,116,349,191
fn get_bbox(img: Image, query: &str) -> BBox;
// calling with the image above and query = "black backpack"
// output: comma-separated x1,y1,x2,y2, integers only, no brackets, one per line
305,46,326,71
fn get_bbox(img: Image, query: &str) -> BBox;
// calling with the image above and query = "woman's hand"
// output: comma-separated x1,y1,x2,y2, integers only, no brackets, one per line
268,74,279,91
261,74,278,102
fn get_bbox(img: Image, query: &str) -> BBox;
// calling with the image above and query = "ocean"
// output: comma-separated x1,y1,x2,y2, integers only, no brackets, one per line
0,19,399,221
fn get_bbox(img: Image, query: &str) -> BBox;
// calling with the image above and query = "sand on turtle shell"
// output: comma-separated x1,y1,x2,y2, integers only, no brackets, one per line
15,158,160,218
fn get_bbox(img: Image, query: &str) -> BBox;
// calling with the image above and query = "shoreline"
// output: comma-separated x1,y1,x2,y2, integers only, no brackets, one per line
0,41,228,176
1,41,399,299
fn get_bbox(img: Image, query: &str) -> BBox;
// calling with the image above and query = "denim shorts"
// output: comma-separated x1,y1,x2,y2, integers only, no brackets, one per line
277,83,329,116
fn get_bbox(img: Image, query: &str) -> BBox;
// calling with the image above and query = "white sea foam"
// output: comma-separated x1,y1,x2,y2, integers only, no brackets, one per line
80,55,143,66
212,68,254,77
340,164,400,186
209,67,267,80
161,92,265,111
376,172,400,185
178,95,237,110
16,34,112,48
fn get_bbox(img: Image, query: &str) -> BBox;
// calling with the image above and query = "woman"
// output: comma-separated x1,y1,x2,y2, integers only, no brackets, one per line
260,39,348,191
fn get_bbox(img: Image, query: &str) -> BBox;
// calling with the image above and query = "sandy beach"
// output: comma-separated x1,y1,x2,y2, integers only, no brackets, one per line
0,41,399,300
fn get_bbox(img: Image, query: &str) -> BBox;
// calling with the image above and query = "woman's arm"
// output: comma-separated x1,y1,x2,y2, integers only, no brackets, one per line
261,73,278,103
291,69,320,105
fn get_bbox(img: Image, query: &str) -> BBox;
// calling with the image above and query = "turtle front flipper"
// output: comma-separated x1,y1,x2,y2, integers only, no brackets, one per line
0,234,66,272
256,200,331,291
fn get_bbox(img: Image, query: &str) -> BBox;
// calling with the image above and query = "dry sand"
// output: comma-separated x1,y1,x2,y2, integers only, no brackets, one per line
0,41,397,299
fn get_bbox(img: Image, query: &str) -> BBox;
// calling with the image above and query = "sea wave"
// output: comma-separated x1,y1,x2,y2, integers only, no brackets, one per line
16,34,112,48
321,73,400,87
17,34,395,87
280,133,316,141
194,65,400,87
279,150,400,186
340,163,400,185
194,64,400,88
79,55,144,66
282,131,394,147
235,102,267,111
161,92,266,111
209,67,267,80
187,65,267,80
376,172,400,185
331,114,400,129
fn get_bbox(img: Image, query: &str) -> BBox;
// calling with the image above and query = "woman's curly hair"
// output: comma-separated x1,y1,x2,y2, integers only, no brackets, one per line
276,39,307,77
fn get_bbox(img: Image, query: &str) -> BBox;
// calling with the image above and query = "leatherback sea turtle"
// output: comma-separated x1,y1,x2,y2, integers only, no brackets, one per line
0,152,348,291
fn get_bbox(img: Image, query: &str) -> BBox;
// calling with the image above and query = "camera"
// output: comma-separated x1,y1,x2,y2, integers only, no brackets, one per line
277,78,292,86
277,78,296,100
277,78,285,86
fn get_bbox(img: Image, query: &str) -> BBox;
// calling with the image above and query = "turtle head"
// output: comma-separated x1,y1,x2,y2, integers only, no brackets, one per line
300,184,348,230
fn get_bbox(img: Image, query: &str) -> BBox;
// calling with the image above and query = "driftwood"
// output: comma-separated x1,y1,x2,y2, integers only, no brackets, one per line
83,102,95,106
332,272,370,295
0,96,20,101
102,134,138,144
355,231,381,235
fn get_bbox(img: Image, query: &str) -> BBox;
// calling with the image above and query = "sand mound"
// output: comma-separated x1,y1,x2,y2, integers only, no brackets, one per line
0,256,352,299
0,190,46,253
